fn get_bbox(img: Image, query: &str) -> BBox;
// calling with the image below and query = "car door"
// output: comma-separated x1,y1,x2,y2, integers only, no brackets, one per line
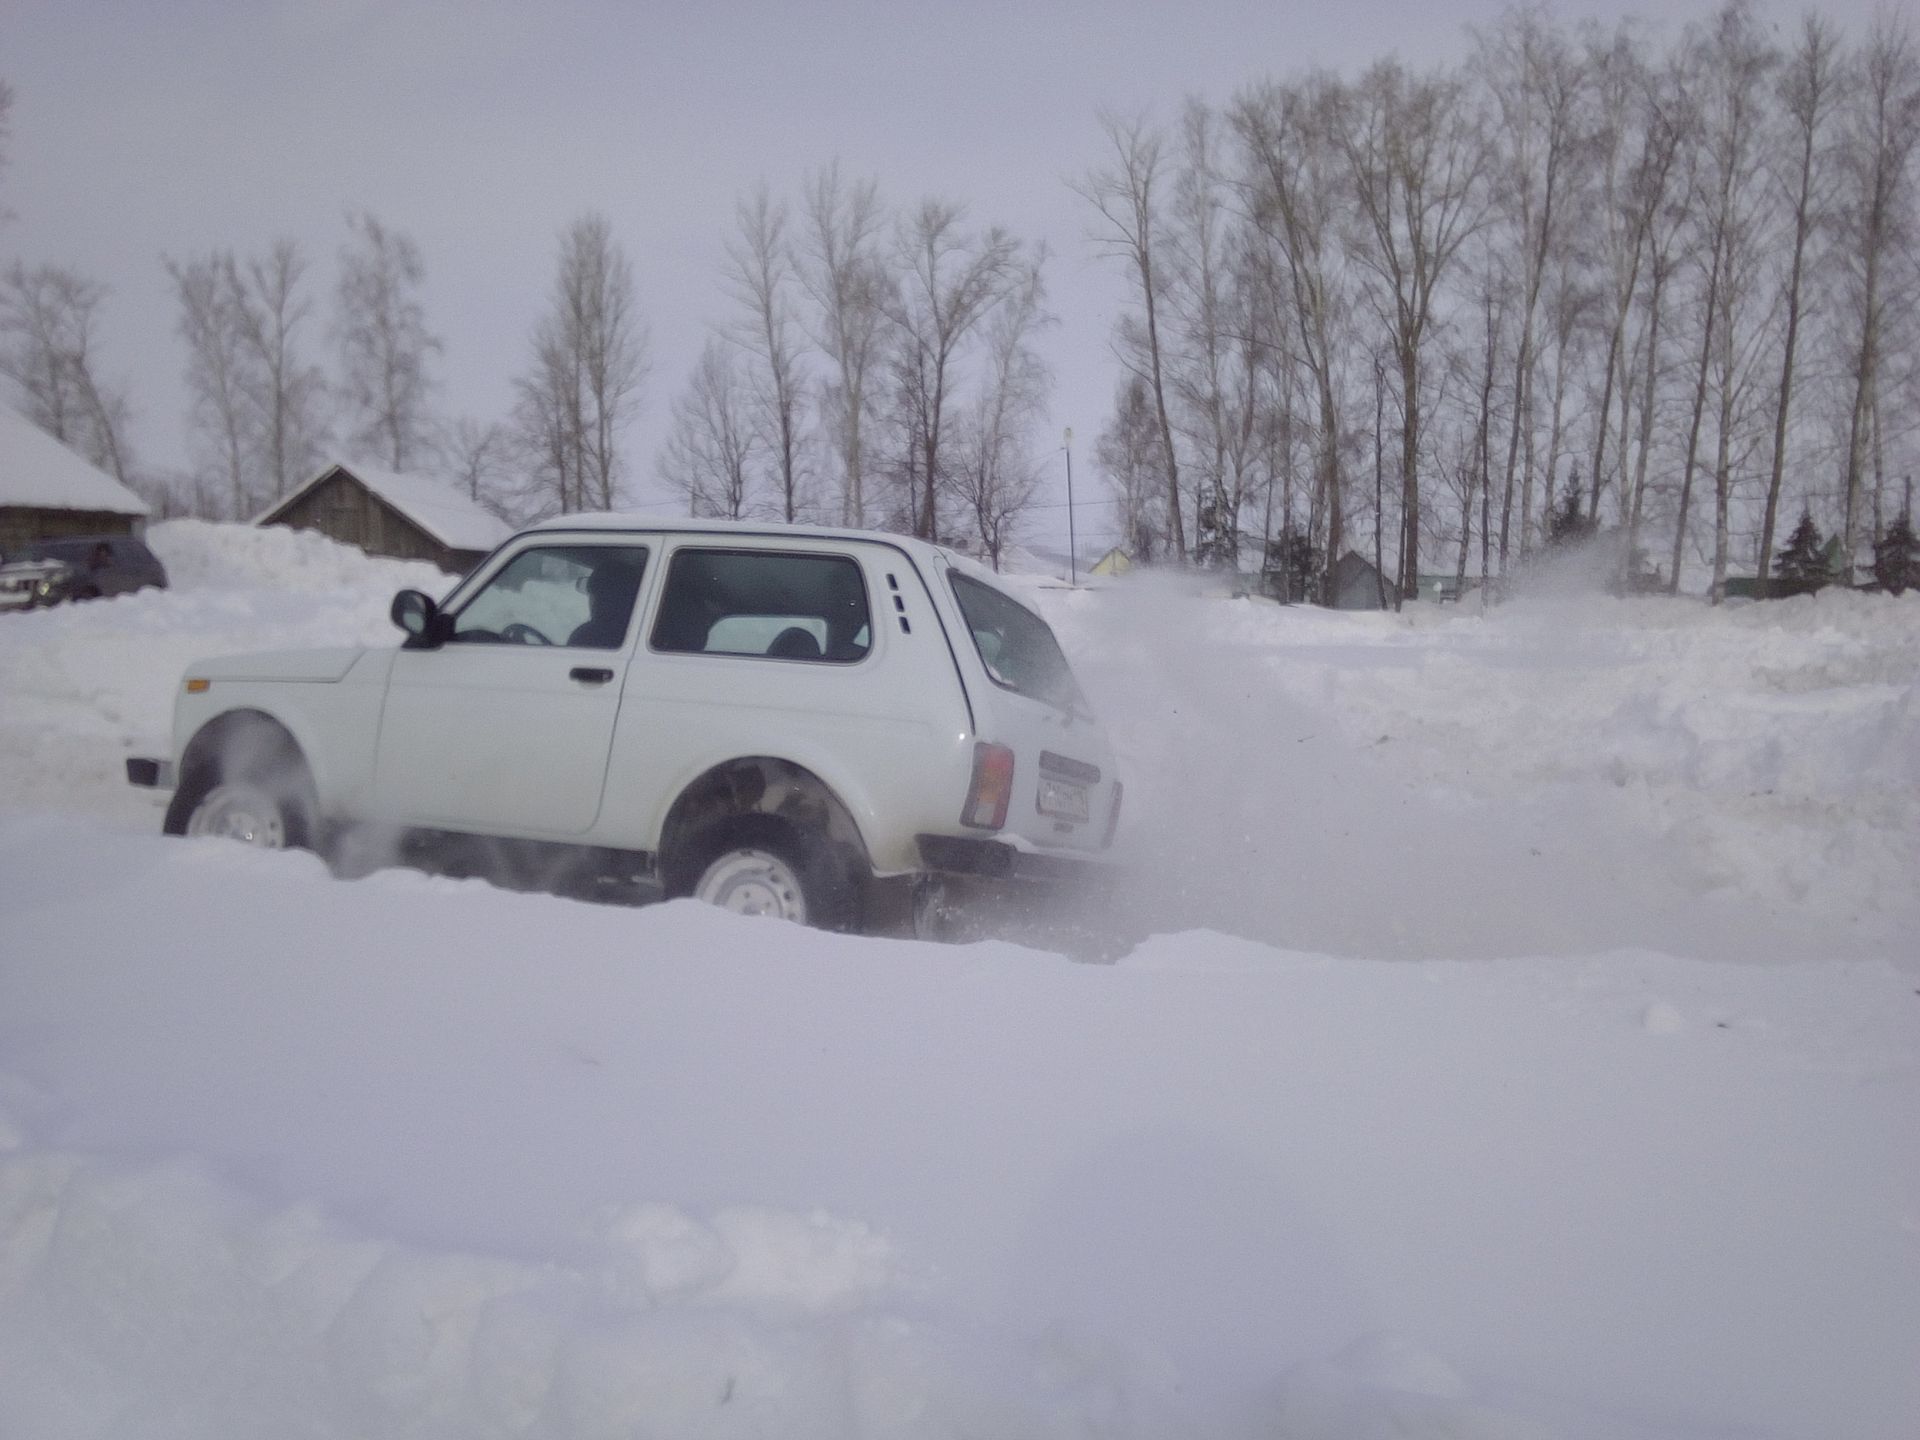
372,540,651,837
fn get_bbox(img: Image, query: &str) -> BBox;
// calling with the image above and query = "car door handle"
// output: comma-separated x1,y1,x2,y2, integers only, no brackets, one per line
569,667,615,685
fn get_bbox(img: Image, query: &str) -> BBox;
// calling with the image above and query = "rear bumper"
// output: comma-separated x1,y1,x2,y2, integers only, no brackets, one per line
915,833,1117,887
126,757,175,789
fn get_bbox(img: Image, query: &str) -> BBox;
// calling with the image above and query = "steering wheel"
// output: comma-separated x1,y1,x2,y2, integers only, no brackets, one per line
499,622,553,646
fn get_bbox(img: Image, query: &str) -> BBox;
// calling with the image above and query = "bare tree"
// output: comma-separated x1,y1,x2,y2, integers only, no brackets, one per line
1163,98,1271,568
165,252,254,516
800,164,891,526
886,200,1021,541
951,256,1053,568
234,240,330,501
336,211,441,472
1476,10,1587,569
1076,112,1188,559
725,184,807,522
1096,374,1169,560
1231,74,1357,599
1688,3,1778,603
515,213,649,514
1752,17,1840,590
442,416,514,518
0,262,134,484
658,338,757,520
1339,58,1490,596
1836,18,1920,579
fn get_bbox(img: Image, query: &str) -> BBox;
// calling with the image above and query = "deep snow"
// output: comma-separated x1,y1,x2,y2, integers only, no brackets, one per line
0,519,1915,1439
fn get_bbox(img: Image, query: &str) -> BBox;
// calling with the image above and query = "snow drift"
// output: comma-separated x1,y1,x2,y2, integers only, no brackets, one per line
0,520,1915,1439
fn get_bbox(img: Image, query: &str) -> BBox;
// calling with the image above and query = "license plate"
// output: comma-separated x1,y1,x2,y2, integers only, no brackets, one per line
1037,777,1089,824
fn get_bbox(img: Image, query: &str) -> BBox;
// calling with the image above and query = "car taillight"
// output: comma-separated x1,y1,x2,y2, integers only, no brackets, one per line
962,742,1015,830
1102,779,1124,848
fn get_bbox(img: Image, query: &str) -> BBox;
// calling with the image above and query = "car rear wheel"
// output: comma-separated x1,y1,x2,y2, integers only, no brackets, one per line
694,844,810,921
674,815,857,931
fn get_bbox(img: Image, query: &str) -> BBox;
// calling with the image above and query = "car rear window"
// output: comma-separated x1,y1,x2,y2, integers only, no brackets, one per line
947,572,1086,715
651,549,871,663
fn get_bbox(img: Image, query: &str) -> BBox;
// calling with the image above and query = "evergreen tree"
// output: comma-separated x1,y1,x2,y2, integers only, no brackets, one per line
1872,512,1920,595
1773,507,1831,597
1546,468,1596,548
1264,523,1321,603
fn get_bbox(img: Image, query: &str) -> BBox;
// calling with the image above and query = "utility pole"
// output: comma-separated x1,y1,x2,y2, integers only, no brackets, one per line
1064,427,1077,585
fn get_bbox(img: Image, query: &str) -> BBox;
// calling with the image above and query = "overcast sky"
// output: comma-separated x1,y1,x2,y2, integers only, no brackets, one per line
0,0,1891,558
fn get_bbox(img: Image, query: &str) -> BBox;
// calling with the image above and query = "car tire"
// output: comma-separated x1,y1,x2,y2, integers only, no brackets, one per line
164,723,319,853
673,814,858,931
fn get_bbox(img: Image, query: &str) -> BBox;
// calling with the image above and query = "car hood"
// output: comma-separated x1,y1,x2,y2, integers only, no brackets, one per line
187,646,371,684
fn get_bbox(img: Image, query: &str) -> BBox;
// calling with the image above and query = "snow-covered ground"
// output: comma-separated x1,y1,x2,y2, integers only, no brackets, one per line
1,520,1915,1439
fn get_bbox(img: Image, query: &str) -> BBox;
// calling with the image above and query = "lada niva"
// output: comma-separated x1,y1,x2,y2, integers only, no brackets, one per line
128,516,1122,934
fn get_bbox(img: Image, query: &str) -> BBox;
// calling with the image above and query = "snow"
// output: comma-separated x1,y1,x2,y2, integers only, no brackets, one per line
0,520,1916,1439
0,405,148,518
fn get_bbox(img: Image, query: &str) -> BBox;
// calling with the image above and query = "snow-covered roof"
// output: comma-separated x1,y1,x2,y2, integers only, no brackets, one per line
0,404,148,516
263,463,511,555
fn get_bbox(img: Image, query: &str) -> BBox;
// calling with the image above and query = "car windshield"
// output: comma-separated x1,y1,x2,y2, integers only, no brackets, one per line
947,571,1087,716
18,541,89,564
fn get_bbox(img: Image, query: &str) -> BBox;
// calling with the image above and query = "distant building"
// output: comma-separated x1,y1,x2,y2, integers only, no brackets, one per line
256,462,510,574
1412,573,1466,604
0,405,149,555
1090,547,1133,578
1330,550,1398,611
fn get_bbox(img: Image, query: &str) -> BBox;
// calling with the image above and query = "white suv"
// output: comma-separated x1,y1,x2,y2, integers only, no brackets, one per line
128,516,1122,933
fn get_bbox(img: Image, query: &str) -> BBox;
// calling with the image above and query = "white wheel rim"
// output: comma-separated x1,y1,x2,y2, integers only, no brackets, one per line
185,782,288,849
692,848,807,922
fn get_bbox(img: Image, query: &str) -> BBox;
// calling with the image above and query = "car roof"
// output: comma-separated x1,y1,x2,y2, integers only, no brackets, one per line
522,512,957,566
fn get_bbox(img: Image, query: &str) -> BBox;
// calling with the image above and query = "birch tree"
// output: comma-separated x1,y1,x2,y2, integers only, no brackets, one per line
1339,59,1489,595
801,164,890,526
0,262,134,484
659,338,756,520
725,184,807,522
1475,10,1586,568
234,241,330,501
336,211,441,473
1076,112,1188,559
165,252,253,516
1231,74,1357,598
886,200,1021,542
514,213,648,514
1836,19,1920,579
951,256,1053,568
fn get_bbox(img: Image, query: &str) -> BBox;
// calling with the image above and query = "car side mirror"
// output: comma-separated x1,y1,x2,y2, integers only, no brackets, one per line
391,589,448,648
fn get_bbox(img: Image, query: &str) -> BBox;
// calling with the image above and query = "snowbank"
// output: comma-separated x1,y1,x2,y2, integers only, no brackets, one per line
0,522,1916,1438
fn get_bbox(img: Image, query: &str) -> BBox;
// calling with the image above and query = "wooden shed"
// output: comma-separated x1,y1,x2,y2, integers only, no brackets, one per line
1330,550,1399,611
257,463,510,575
0,405,149,555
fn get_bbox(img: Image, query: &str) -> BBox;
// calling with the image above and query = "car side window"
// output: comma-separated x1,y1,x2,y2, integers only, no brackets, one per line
651,549,871,663
450,544,649,649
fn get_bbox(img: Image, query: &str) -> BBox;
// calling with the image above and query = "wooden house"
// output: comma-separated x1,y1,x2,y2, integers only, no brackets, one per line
0,406,149,555
257,463,510,575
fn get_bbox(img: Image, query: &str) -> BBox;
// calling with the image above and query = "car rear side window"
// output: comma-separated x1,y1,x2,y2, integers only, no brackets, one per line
948,572,1086,715
651,549,871,663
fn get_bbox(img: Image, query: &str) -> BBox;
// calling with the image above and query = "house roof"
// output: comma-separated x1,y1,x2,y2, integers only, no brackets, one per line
0,405,149,516
260,462,511,555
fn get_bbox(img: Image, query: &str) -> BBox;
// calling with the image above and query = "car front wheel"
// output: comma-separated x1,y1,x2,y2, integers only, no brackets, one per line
182,780,296,848
164,722,318,853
